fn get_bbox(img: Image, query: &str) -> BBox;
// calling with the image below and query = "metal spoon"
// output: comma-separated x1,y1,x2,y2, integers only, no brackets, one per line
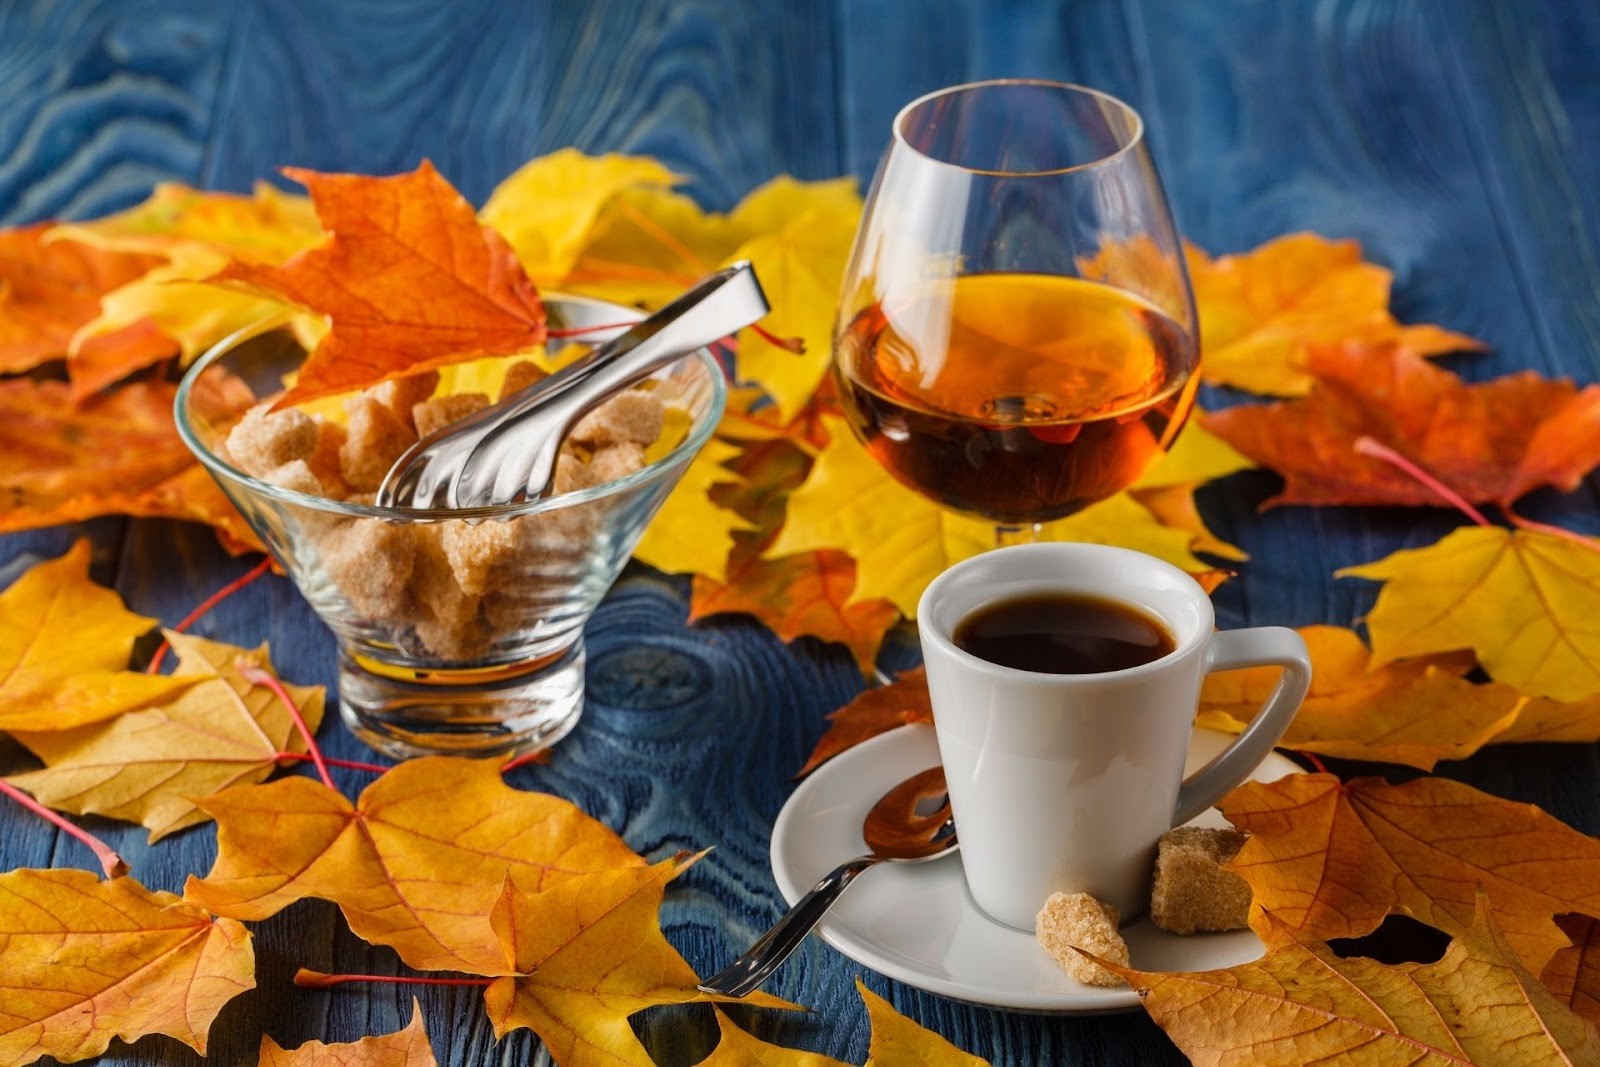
377,261,769,510
699,765,956,998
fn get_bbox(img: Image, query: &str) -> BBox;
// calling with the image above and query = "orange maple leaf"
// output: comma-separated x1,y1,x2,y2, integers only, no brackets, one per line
213,161,546,408
1220,772,1600,972
0,377,261,552
259,1001,438,1067
690,550,899,676
1116,895,1600,1066
184,756,645,974
0,868,255,1065
794,668,931,777
1187,233,1482,396
1196,625,1519,770
1544,914,1600,1027
483,857,796,1067
0,223,175,380
1204,342,1600,508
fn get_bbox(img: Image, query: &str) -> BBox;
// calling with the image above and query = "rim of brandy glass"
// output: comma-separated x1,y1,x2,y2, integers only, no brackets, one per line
173,298,727,523
892,78,1146,178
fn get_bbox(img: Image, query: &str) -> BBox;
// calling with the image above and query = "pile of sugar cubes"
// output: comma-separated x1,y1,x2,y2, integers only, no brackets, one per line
217,361,666,660
1036,826,1254,986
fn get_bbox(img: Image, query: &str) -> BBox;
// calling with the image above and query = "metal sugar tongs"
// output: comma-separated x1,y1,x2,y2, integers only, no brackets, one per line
377,262,769,510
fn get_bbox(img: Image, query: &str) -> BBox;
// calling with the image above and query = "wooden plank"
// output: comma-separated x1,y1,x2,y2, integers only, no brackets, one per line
204,0,843,208
0,0,224,223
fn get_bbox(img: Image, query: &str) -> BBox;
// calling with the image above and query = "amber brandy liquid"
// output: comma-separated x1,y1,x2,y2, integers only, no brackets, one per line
835,273,1199,523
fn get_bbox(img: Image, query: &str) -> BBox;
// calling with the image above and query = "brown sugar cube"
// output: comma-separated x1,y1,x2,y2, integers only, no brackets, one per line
587,442,647,485
225,402,318,477
409,525,489,659
368,371,440,430
412,392,490,438
552,450,599,495
339,394,417,492
260,458,324,498
438,518,521,597
307,420,351,498
499,359,546,400
1150,827,1253,935
320,518,417,619
569,389,664,448
1036,892,1128,987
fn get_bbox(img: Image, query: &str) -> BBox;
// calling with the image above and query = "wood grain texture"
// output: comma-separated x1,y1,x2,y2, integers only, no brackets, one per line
3,1,1600,1064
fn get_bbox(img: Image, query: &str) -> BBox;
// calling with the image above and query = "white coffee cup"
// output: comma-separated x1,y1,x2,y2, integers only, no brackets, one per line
917,542,1311,931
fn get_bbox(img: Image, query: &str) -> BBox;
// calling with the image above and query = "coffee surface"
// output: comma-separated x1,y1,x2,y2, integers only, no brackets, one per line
952,592,1175,674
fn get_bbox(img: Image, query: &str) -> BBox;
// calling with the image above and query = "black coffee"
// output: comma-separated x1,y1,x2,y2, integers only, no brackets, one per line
952,593,1175,674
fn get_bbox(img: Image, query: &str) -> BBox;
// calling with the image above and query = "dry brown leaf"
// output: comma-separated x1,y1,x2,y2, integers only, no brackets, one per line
796,668,931,777
185,756,645,974
0,539,196,733
258,1001,438,1066
1220,772,1600,972
0,868,255,1065
1196,625,1517,769
1117,895,1600,1066
8,631,324,841
1543,915,1600,1027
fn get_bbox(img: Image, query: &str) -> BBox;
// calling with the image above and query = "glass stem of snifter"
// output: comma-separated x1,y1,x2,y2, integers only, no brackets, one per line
994,523,1044,548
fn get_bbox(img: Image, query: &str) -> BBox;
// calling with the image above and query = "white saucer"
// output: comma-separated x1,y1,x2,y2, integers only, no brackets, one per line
770,724,1301,1014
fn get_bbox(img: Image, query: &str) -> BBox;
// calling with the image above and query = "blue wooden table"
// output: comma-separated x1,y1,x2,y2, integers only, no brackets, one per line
4,2,1599,1064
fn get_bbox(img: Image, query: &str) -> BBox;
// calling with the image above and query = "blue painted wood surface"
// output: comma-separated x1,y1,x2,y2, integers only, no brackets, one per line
3,1,1600,1063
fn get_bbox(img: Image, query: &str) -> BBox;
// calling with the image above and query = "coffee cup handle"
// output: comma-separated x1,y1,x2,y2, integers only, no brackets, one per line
1172,627,1312,826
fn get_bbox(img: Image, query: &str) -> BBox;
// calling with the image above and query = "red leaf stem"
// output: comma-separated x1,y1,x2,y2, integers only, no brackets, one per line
274,752,392,775
146,556,273,673
499,748,550,773
1351,437,1492,527
751,322,805,354
1502,509,1600,556
238,662,333,789
0,780,128,878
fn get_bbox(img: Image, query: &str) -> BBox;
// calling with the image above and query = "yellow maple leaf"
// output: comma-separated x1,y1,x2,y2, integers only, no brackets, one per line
858,979,989,1066
481,149,680,281
721,206,860,422
1189,233,1482,396
1130,412,1256,490
565,174,862,310
50,181,321,263
184,756,646,974
259,1001,437,1067
51,182,326,360
0,868,255,1065
632,437,754,583
1196,625,1519,769
767,415,1206,616
698,1009,852,1066
483,858,797,1067
1340,527,1600,702
7,630,324,842
0,540,195,733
